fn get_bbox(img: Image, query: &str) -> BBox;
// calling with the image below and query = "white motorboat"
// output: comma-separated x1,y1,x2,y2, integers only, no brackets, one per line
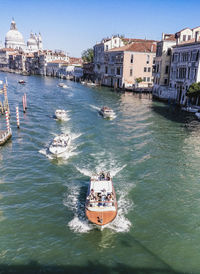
85,172,117,226
55,109,68,121
86,82,97,87
49,133,71,156
99,106,115,119
195,111,200,120
58,83,68,89
18,80,26,84
181,106,199,113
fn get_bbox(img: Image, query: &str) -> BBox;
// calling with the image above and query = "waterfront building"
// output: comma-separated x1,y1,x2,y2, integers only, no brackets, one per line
101,41,156,89
94,35,157,88
0,48,17,68
153,26,200,104
93,35,125,83
170,30,200,105
83,62,94,81
152,33,176,100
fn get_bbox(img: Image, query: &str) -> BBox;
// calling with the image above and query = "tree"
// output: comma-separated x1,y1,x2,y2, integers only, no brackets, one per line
82,48,94,63
135,77,143,84
186,82,200,97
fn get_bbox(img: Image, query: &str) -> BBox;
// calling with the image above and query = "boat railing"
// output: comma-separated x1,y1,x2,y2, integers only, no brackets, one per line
88,200,115,207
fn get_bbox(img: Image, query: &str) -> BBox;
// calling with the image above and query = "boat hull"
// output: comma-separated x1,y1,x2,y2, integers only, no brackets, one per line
85,207,117,226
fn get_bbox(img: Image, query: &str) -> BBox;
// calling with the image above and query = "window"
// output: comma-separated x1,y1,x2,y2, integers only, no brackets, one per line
130,69,133,76
164,78,168,85
130,54,133,63
143,77,146,82
105,66,108,74
148,67,151,72
146,55,150,64
144,67,147,72
147,77,150,82
116,67,120,75
106,45,108,51
165,66,169,74
183,35,186,41
188,35,191,41
167,48,171,56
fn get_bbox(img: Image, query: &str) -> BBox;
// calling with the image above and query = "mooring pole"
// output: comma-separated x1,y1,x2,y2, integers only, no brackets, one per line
16,106,20,128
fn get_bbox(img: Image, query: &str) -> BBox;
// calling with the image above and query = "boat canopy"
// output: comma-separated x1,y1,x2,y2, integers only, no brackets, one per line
90,180,112,193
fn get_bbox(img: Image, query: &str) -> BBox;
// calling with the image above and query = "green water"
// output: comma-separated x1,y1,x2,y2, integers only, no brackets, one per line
0,72,200,273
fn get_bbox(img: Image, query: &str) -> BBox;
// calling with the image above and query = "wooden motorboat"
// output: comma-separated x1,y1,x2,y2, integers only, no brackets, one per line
85,172,117,226
99,106,115,119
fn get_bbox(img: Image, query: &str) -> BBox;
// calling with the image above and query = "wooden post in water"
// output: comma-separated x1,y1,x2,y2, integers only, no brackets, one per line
16,106,20,128
22,95,26,113
24,93,27,109
5,110,10,132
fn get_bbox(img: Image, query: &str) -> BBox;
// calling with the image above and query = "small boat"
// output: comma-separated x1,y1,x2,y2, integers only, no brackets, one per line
86,82,97,87
58,83,68,89
49,133,71,157
195,111,200,120
99,106,115,119
0,129,12,146
55,109,68,121
18,80,26,84
85,172,117,226
181,106,199,113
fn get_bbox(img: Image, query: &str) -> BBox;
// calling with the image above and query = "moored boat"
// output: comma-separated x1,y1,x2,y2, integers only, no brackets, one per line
195,111,200,120
0,129,12,146
85,172,117,226
55,109,68,121
49,133,71,157
99,106,115,119
181,106,199,113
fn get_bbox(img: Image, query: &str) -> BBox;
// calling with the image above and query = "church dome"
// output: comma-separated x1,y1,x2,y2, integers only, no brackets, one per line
27,33,37,46
5,29,24,43
5,20,25,50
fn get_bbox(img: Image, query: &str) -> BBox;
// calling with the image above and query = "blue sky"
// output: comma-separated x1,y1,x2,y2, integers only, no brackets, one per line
0,0,200,57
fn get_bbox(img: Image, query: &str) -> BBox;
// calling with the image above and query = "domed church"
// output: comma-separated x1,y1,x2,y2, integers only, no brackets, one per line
5,19,26,50
5,19,43,52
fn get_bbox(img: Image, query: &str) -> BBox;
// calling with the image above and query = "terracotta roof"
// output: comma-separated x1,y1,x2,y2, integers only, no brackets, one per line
109,41,157,53
0,48,16,52
69,57,83,64
122,38,157,43
164,34,176,41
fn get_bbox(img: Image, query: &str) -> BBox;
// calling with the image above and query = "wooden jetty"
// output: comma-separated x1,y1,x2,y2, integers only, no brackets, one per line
0,129,12,146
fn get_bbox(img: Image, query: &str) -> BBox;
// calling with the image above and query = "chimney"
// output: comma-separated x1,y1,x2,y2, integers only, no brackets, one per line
162,32,165,41
195,31,200,42
151,44,154,52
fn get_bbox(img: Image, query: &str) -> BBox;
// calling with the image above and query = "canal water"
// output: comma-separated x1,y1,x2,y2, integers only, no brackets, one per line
0,72,200,273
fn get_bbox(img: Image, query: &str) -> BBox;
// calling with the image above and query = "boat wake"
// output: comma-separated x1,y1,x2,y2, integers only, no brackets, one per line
76,163,126,178
64,184,133,233
89,104,101,112
63,185,93,233
65,164,133,233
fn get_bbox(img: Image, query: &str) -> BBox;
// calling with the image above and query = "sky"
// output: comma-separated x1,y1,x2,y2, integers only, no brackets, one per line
1,0,200,57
